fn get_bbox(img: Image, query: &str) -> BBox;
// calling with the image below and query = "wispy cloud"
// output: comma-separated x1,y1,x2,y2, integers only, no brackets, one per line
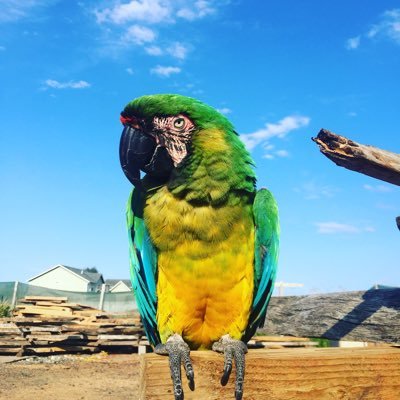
315,222,374,234
45,79,91,89
367,9,400,44
346,36,361,50
150,65,181,77
126,67,134,75
145,45,163,55
122,24,156,45
346,9,400,49
217,107,232,115
0,0,54,23
177,0,215,21
167,42,189,60
261,145,291,160
240,115,310,153
363,184,393,193
294,181,338,200
94,0,220,25
0,45,5,51
93,1,226,61
95,0,170,25
275,149,289,158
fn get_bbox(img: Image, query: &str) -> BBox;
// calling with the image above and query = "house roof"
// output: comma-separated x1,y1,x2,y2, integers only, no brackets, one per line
64,266,104,283
105,279,132,288
28,264,104,284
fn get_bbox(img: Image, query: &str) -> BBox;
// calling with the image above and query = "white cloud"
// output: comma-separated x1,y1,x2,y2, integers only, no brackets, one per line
367,9,400,44
126,67,134,75
145,45,163,55
315,222,375,234
363,184,393,193
95,0,170,25
0,0,53,23
123,25,156,45
275,149,289,158
350,9,400,49
294,181,338,200
240,115,310,151
45,79,91,89
93,1,228,60
346,36,361,50
0,45,5,51
177,0,215,21
150,65,181,77
347,111,357,117
217,107,232,115
262,148,290,160
315,222,360,234
167,42,188,59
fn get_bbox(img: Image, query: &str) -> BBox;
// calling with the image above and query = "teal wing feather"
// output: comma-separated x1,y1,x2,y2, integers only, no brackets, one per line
127,188,160,346
243,188,279,342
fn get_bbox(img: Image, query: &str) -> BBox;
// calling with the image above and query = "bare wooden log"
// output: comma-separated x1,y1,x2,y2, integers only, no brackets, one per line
263,288,400,344
140,348,400,400
312,129,400,186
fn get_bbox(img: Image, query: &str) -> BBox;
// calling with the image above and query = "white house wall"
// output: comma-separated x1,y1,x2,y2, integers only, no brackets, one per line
110,281,131,293
29,267,88,292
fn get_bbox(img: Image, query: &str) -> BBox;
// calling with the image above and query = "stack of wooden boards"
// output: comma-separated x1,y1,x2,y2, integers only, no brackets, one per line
0,296,148,356
1,296,322,357
248,335,318,349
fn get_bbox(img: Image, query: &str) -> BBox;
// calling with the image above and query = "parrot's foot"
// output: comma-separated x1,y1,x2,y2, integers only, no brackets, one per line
154,334,195,400
212,335,248,400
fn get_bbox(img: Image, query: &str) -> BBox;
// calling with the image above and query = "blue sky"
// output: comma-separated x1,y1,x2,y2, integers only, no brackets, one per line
1,0,399,294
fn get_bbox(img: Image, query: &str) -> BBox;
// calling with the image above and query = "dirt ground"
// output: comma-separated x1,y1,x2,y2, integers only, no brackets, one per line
0,353,141,400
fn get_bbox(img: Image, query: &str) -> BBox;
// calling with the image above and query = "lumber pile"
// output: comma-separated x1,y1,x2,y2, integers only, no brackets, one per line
13,295,108,319
0,296,148,356
248,335,317,349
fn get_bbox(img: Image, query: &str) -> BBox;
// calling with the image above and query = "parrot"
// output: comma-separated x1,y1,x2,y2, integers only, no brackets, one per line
119,94,279,400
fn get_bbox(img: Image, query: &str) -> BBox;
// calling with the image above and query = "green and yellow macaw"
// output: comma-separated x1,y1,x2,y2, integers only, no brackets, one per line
119,94,279,400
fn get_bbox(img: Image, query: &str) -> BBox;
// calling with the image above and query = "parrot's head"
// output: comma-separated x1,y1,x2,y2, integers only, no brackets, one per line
119,94,234,187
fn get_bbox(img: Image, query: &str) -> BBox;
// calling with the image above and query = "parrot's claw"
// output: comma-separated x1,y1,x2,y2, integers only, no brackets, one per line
155,334,195,400
212,335,248,400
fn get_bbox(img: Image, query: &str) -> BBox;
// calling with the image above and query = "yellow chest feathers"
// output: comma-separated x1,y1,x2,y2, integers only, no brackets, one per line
143,187,253,253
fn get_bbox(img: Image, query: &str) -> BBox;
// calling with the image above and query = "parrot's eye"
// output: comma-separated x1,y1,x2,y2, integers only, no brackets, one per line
173,117,186,130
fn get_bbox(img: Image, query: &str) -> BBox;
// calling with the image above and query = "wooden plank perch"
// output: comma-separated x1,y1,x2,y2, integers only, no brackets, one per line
312,129,400,186
140,348,400,399
263,289,400,344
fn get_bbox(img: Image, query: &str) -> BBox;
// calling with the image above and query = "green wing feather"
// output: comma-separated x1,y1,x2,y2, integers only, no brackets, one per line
127,189,160,346
243,188,279,342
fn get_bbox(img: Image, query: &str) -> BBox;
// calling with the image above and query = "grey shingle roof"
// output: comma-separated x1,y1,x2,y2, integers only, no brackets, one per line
105,279,132,288
63,266,104,283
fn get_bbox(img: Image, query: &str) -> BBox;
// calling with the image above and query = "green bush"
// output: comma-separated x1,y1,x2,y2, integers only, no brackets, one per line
0,301,11,317
310,337,331,347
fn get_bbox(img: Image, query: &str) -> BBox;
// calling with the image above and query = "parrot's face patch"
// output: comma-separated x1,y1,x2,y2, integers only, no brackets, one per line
119,111,196,187
152,114,195,166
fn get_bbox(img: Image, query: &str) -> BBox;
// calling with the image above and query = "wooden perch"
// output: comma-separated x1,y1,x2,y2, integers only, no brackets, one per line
263,289,400,344
312,129,400,186
140,348,400,399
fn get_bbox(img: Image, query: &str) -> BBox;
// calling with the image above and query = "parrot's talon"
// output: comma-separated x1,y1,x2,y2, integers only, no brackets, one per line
155,334,195,399
212,335,247,399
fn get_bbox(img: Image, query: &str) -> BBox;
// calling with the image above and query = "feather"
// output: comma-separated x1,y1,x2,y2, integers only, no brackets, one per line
242,188,279,342
127,189,160,346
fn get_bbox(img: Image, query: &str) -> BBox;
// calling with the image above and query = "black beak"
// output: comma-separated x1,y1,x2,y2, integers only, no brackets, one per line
119,125,156,187
119,125,175,188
